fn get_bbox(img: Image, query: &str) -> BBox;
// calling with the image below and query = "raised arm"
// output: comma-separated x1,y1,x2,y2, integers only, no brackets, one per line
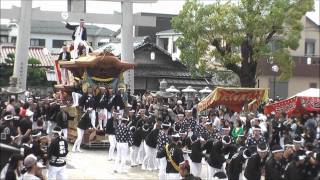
65,22,77,30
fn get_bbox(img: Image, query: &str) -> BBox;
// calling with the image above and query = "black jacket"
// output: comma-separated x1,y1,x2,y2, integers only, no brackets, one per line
145,128,160,148
58,52,71,61
226,151,247,180
48,136,68,167
158,143,184,174
79,94,96,109
55,110,71,129
132,127,144,147
205,141,225,169
190,140,203,163
77,111,92,130
244,153,266,180
265,157,285,180
105,117,117,135
65,23,87,41
284,162,304,180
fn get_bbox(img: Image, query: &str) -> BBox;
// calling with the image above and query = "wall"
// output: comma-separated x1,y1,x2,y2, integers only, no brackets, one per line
290,16,320,57
257,75,319,98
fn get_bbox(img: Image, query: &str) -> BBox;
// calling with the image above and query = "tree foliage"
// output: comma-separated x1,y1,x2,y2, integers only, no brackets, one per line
0,53,50,87
172,0,314,87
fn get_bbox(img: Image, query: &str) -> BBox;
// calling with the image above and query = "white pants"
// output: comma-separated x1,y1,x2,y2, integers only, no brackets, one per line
190,161,202,178
142,144,157,170
48,165,67,180
130,145,139,166
137,140,146,164
72,92,82,106
99,109,109,129
115,142,129,172
166,173,180,180
208,165,222,180
158,157,167,180
61,68,69,85
46,121,57,135
89,110,96,128
108,135,117,160
73,39,82,59
62,128,68,140
72,128,84,151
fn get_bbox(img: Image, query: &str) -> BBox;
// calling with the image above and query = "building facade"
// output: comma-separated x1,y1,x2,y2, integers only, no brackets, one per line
257,16,320,98
1,21,113,55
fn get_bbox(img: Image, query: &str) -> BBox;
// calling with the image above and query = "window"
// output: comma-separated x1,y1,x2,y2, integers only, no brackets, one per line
305,39,315,56
30,39,45,47
163,38,169,51
52,40,66,48
269,40,282,52
310,83,317,88
173,41,177,53
0,35,8,43
98,42,106,47
11,37,16,44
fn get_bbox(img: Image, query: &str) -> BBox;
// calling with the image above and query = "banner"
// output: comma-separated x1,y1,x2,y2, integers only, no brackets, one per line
264,96,320,117
197,87,268,112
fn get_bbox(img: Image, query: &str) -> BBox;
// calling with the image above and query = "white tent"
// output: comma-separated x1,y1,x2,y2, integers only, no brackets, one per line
294,88,320,98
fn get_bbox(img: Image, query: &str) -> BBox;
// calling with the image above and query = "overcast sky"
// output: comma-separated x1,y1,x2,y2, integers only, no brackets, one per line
1,0,319,31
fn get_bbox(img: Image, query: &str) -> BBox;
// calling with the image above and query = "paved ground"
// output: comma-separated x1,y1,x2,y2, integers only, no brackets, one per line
66,146,159,180
65,144,210,180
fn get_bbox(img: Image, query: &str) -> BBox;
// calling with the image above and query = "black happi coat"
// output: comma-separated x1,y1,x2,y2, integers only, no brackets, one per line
65,23,87,41
77,111,92,130
265,157,286,180
48,136,68,167
244,153,266,180
158,143,184,174
145,128,160,148
190,140,204,163
105,117,117,135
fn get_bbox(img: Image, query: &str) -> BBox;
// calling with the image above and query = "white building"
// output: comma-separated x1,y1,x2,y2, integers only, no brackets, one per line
156,29,181,61
1,20,114,55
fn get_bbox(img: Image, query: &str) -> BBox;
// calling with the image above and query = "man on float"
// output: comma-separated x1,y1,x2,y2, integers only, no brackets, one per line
65,19,87,60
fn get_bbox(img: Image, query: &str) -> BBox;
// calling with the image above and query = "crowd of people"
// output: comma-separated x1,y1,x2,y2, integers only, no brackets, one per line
0,86,319,180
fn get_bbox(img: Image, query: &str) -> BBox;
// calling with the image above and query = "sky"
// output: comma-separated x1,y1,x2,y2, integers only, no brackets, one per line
1,0,319,31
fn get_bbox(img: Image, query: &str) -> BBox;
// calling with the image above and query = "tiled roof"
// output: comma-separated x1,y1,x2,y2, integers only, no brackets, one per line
0,44,55,67
7,21,114,37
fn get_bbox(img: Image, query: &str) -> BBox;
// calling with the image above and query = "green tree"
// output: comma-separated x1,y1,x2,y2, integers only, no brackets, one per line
0,54,50,86
172,0,314,87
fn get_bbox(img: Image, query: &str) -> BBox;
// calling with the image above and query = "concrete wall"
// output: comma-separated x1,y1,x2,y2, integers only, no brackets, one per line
257,75,319,98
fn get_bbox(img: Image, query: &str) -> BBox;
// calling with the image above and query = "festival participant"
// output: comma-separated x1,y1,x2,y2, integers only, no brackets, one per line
155,121,171,179
265,145,286,180
284,150,306,180
226,148,251,180
143,122,160,171
71,80,83,107
245,125,266,152
54,106,70,140
244,143,269,180
79,87,97,129
65,19,87,60
204,139,225,180
189,135,204,178
47,127,68,180
72,108,95,152
114,117,130,173
160,133,184,180
22,154,47,180
98,87,111,130
105,109,120,161
4,154,24,180
57,45,71,85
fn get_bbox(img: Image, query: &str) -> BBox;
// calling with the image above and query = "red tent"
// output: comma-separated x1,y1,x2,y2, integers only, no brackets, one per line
264,88,320,116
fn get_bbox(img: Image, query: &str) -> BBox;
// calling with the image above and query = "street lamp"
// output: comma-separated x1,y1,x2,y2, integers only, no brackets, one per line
271,65,279,100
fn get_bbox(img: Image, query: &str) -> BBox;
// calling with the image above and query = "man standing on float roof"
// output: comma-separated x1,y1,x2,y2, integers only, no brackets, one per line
65,19,87,60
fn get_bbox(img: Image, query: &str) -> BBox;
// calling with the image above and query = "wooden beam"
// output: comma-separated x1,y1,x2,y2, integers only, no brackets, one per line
1,7,156,27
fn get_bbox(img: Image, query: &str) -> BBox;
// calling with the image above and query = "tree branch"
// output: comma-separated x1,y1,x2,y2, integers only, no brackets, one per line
265,26,277,43
211,39,226,56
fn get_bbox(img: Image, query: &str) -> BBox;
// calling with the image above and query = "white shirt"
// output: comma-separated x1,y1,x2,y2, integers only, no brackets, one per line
22,173,40,180
213,116,220,128
75,26,83,41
